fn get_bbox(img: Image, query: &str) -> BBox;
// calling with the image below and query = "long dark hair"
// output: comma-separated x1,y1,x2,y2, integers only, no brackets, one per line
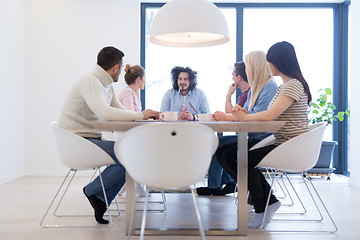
266,41,312,105
171,66,197,91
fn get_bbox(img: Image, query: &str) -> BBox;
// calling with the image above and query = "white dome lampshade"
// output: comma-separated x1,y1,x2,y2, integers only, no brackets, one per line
149,0,230,47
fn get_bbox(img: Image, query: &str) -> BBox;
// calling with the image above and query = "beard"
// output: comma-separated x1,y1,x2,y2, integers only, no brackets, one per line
179,85,189,92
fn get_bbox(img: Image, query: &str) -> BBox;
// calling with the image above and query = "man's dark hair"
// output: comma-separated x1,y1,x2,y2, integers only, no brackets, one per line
234,61,248,82
171,66,197,91
97,46,125,71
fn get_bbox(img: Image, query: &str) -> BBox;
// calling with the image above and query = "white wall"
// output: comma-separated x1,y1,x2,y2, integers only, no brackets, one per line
24,0,140,175
349,1,360,188
0,0,26,184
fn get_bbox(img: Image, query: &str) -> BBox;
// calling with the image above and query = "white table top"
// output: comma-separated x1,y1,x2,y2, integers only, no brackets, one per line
91,120,285,133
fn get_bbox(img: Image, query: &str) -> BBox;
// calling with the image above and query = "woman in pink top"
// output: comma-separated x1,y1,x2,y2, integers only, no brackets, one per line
118,64,146,112
118,64,148,197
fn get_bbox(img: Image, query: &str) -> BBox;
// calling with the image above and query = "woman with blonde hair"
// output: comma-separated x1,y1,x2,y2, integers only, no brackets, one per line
218,41,312,228
244,51,274,112
200,52,277,196
117,64,148,197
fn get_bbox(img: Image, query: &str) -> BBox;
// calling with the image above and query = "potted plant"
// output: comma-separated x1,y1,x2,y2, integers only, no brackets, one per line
308,88,350,179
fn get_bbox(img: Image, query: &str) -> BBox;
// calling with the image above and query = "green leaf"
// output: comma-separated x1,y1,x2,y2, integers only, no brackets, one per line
335,112,344,121
309,88,350,124
329,104,336,110
320,94,327,101
312,103,320,109
324,88,332,95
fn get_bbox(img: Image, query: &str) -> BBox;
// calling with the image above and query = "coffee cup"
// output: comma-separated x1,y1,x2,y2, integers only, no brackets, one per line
160,111,178,121
198,113,214,122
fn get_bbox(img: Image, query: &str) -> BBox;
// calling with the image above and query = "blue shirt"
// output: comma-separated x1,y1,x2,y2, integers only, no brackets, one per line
160,88,211,115
243,79,278,114
243,79,278,141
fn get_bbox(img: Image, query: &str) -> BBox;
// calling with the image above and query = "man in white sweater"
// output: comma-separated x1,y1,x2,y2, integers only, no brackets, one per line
58,46,159,224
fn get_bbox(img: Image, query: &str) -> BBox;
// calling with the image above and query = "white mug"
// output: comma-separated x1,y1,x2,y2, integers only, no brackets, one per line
160,111,178,121
198,113,214,122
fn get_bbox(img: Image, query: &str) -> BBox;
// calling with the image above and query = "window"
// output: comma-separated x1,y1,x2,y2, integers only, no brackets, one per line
143,7,237,113
243,8,333,140
141,2,349,175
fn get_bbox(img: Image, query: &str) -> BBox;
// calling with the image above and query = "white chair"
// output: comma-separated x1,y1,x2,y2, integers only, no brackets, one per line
250,134,306,212
114,122,219,240
114,189,167,212
255,122,337,232
40,122,119,228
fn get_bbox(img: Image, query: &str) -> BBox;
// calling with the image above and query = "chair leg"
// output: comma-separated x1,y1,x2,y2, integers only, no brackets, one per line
301,173,325,222
40,169,73,227
282,171,306,214
92,168,120,217
53,170,77,217
41,168,115,228
110,196,121,216
303,172,337,233
54,169,120,217
260,169,277,231
270,171,307,216
259,170,337,232
97,167,113,226
139,187,150,240
190,188,206,240
114,188,166,212
270,169,288,200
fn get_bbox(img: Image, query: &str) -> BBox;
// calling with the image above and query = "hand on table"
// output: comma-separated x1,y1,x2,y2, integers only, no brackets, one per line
230,105,248,121
178,108,194,121
213,111,234,121
142,109,160,120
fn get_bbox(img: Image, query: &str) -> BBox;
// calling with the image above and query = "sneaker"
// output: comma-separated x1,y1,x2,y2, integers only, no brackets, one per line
83,187,109,224
196,187,221,195
213,182,237,196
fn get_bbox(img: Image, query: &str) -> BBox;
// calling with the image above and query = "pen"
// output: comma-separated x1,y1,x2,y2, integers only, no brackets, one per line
189,102,199,119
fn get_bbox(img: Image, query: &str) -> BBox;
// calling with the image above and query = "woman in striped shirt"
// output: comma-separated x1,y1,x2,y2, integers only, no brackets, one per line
217,41,312,228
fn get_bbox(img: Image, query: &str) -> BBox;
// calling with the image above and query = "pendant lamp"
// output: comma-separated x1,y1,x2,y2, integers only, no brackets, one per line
149,0,230,47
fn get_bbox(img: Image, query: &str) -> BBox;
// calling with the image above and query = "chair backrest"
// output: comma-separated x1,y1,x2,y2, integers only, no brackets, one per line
250,135,275,150
114,122,219,189
250,123,321,151
52,122,115,170
256,122,326,172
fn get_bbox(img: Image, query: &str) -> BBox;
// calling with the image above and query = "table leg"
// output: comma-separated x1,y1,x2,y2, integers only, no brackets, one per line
237,132,248,235
126,172,135,235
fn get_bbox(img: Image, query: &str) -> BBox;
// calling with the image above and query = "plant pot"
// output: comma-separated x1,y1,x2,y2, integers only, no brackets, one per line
307,141,337,179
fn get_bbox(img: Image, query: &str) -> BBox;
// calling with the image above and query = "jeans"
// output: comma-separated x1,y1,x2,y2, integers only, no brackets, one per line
83,138,126,204
207,135,237,188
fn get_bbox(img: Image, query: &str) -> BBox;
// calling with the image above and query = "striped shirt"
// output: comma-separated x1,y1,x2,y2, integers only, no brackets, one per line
269,79,309,145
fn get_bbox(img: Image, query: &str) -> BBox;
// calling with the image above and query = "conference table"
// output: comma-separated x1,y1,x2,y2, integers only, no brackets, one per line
91,120,285,236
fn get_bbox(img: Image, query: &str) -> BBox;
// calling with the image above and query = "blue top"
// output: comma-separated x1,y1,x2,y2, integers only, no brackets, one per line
243,79,278,113
160,88,211,115
243,79,278,141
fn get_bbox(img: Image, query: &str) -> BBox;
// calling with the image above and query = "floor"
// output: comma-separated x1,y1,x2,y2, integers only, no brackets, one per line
0,174,359,240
